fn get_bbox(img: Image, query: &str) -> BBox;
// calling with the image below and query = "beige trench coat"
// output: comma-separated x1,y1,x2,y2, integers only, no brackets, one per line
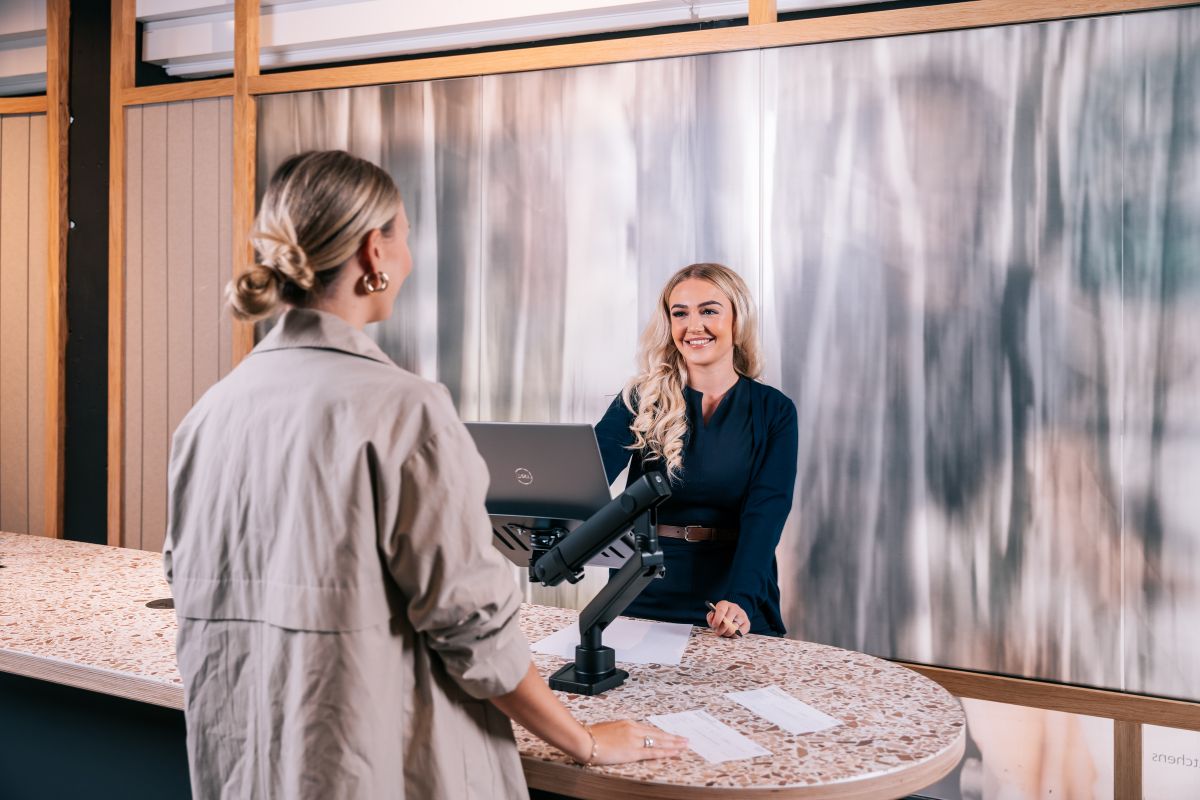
164,309,532,800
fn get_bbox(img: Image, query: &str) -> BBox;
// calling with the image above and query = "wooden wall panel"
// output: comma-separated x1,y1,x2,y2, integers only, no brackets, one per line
192,100,221,400
0,117,31,534
164,106,194,560
0,115,50,536
218,100,233,379
26,115,47,537
139,104,169,552
123,106,143,549
122,98,233,550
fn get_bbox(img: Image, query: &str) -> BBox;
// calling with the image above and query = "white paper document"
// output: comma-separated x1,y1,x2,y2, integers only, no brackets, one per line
726,685,842,734
531,618,692,665
648,709,772,763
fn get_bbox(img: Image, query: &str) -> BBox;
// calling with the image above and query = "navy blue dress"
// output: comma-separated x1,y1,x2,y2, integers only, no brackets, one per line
595,376,798,635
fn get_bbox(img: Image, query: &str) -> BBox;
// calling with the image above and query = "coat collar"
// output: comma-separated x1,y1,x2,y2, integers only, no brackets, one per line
251,308,393,366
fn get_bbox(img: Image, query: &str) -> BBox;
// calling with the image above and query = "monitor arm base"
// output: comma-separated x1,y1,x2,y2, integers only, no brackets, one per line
547,505,665,695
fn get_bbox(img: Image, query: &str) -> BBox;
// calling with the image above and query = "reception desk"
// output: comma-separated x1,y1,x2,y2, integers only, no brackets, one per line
0,531,964,798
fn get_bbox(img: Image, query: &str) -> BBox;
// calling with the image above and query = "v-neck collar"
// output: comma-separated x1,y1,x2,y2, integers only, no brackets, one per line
685,374,744,428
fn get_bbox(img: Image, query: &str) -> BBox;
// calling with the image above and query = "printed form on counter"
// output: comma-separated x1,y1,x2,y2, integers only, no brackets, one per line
725,685,842,734
531,618,692,665
647,709,772,763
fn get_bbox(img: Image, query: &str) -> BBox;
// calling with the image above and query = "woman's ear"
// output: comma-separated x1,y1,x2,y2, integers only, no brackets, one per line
358,228,384,274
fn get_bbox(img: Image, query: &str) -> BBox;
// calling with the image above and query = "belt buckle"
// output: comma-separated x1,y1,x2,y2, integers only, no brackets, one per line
683,525,705,543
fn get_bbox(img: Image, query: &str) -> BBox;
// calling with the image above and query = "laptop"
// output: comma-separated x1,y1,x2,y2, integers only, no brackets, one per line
465,422,634,570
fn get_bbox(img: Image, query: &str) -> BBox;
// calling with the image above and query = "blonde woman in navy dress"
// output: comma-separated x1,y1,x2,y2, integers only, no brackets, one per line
596,263,798,637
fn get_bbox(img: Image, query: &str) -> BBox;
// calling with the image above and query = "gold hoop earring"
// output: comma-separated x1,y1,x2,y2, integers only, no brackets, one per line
361,272,390,294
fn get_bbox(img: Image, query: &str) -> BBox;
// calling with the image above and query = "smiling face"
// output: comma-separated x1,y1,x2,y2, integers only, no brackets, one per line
668,277,736,371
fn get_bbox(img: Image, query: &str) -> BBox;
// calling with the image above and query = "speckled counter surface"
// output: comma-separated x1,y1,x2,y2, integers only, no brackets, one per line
0,531,183,706
0,531,964,799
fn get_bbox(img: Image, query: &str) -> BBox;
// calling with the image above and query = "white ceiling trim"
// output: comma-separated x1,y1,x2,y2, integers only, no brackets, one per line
141,0,874,78
0,0,875,95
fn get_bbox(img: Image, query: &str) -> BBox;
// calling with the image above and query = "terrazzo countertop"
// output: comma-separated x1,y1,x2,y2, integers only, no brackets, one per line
0,531,183,706
0,531,965,799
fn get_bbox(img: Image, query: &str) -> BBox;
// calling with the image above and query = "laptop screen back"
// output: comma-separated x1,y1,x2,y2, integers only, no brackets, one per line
465,421,631,569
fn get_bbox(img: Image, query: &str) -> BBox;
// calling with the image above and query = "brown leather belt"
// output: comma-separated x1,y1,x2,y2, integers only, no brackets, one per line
656,524,739,543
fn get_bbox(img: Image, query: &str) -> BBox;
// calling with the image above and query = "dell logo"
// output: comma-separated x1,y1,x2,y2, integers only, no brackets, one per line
515,468,533,486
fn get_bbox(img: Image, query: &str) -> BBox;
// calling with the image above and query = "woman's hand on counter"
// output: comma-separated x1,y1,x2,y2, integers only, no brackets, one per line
706,600,751,637
489,662,687,766
584,720,688,765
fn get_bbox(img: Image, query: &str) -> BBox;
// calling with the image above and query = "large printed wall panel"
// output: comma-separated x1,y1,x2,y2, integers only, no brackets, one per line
476,55,759,425
257,82,482,412
123,98,234,551
258,54,758,608
763,20,1129,689
1121,8,1200,707
763,9,1200,704
256,6,1200,715
0,114,48,536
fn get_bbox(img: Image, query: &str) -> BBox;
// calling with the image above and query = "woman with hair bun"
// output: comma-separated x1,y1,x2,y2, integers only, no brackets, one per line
164,150,684,800
597,263,798,637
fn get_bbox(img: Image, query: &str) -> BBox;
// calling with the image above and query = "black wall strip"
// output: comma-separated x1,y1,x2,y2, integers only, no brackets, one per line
63,0,111,544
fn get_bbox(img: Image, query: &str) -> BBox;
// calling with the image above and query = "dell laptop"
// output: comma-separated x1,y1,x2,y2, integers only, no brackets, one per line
465,422,633,570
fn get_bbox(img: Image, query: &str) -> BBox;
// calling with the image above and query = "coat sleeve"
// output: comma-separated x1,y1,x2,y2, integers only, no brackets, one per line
381,410,531,700
725,396,799,615
595,393,636,484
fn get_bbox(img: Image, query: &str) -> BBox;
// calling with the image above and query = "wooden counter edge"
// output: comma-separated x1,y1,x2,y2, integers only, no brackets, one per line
0,647,184,711
523,724,965,800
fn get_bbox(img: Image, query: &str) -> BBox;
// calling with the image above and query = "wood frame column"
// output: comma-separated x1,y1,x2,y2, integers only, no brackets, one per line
107,0,134,546
232,0,260,365
44,0,70,539
1115,720,1143,800
749,0,778,25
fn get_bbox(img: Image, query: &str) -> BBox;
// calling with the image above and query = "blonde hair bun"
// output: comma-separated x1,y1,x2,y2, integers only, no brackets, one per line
226,150,400,321
227,263,282,320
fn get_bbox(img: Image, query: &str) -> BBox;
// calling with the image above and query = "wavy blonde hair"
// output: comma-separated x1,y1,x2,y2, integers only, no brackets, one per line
227,150,400,321
621,263,763,481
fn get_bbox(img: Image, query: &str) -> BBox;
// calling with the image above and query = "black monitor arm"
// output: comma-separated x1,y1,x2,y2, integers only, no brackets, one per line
530,472,671,695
